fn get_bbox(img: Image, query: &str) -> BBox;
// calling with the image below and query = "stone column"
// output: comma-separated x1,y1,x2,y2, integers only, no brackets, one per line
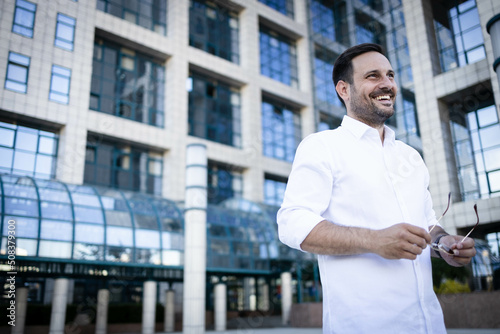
95,289,109,334
183,143,207,334
164,289,175,332
11,287,28,334
487,14,500,87
214,283,227,331
258,282,270,312
49,278,69,334
142,281,157,334
281,272,292,325
243,277,254,310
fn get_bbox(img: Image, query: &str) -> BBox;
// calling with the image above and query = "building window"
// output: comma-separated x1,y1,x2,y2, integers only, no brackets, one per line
402,92,419,137
264,175,287,206
0,121,58,179
359,0,383,12
12,0,36,38
96,0,167,35
84,135,163,195
49,65,71,104
189,0,239,63
314,47,341,107
5,52,30,94
259,0,294,19
55,13,76,51
450,103,500,200
260,26,298,87
355,12,386,48
262,98,301,162
318,113,341,132
90,38,165,127
310,0,347,45
433,0,485,72
207,162,242,204
187,72,241,147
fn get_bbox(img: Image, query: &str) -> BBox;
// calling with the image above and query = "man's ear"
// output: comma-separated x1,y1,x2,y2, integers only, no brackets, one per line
336,80,349,103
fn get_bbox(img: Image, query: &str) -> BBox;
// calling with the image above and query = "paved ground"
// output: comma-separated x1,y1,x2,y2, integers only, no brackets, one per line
163,328,500,334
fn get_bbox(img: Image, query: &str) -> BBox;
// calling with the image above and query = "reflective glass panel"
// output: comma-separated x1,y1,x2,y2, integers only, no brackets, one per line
40,220,72,241
39,240,72,258
74,223,104,244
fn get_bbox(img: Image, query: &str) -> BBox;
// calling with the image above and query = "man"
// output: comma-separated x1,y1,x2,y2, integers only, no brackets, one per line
277,43,476,333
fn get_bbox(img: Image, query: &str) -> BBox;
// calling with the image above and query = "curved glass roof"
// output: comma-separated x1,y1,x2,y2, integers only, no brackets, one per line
0,174,314,274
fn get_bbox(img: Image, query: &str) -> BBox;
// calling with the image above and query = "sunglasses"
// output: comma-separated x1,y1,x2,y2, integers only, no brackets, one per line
428,193,479,255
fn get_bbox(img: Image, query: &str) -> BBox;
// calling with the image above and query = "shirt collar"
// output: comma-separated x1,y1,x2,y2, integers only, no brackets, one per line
341,115,396,143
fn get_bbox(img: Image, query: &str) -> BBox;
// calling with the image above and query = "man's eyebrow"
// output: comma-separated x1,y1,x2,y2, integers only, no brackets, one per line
363,69,395,76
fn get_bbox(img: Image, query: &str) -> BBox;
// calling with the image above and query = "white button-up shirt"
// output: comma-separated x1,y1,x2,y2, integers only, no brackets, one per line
278,116,446,334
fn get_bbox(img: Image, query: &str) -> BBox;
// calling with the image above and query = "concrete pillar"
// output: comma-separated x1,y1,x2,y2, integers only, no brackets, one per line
49,278,69,334
183,143,207,334
214,283,227,332
281,272,292,325
164,290,175,332
11,287,28,334
258,282,270,312
243,277,256,311
95,289,109,334
487,14,500,88
142,281,157,334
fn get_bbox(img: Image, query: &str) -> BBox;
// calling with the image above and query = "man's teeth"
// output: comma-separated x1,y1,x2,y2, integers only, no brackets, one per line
375,95,390,101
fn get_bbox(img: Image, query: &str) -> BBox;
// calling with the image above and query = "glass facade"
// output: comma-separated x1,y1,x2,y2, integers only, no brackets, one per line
84,135,163,196
54,13,76,51
259,26,298,87
310,0,348,45
262,98,301,162
189,0,239,63
450,104,500,200
264,175,287,206
0,174,183,265
5,52,30,94
90,38,165,127
96,0,167,35
0,121,58,179
188,72,241,147
434,0,485,72
259,0,294,18
12,0,36,38
318,112,342,132
49,65,71,104
355,11,386,48
314,46,341,107
207,162,242,205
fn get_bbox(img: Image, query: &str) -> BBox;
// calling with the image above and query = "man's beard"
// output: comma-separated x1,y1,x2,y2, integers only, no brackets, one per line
349,86,395,127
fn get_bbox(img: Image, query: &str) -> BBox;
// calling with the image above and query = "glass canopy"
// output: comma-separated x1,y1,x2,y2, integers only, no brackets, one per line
0,174,312,274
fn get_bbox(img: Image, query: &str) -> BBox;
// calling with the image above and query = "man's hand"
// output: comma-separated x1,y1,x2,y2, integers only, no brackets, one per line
371,223,431,260
437,235,476,267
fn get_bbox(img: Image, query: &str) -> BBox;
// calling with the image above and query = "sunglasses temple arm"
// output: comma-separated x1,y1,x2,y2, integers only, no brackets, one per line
460,204,479,243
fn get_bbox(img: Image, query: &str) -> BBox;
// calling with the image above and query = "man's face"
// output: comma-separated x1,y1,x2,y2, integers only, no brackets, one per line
347,51,397,127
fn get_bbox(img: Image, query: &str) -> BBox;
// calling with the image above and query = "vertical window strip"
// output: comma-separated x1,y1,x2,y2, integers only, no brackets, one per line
258,0,294,19
49,65,71,104
0,121,59,179
188,73,241,147
5,52,30,94
90,39,165,127
12,0,37,38
207,162,242,204
262,99,301,162
84,137,163,195
450,104,500,200
55,13,76,51
96,0,167,35
259,27,298,87
434,0,485,72
264,176,287,206
189,0,240,63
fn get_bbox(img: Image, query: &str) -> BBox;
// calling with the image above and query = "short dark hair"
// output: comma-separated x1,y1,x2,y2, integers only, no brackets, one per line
332,43,385,105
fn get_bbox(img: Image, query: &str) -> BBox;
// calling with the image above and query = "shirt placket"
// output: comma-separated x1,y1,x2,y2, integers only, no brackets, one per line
381,143,430,334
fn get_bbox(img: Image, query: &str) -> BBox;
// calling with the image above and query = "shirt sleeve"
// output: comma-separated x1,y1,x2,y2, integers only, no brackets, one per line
277,133,334,251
